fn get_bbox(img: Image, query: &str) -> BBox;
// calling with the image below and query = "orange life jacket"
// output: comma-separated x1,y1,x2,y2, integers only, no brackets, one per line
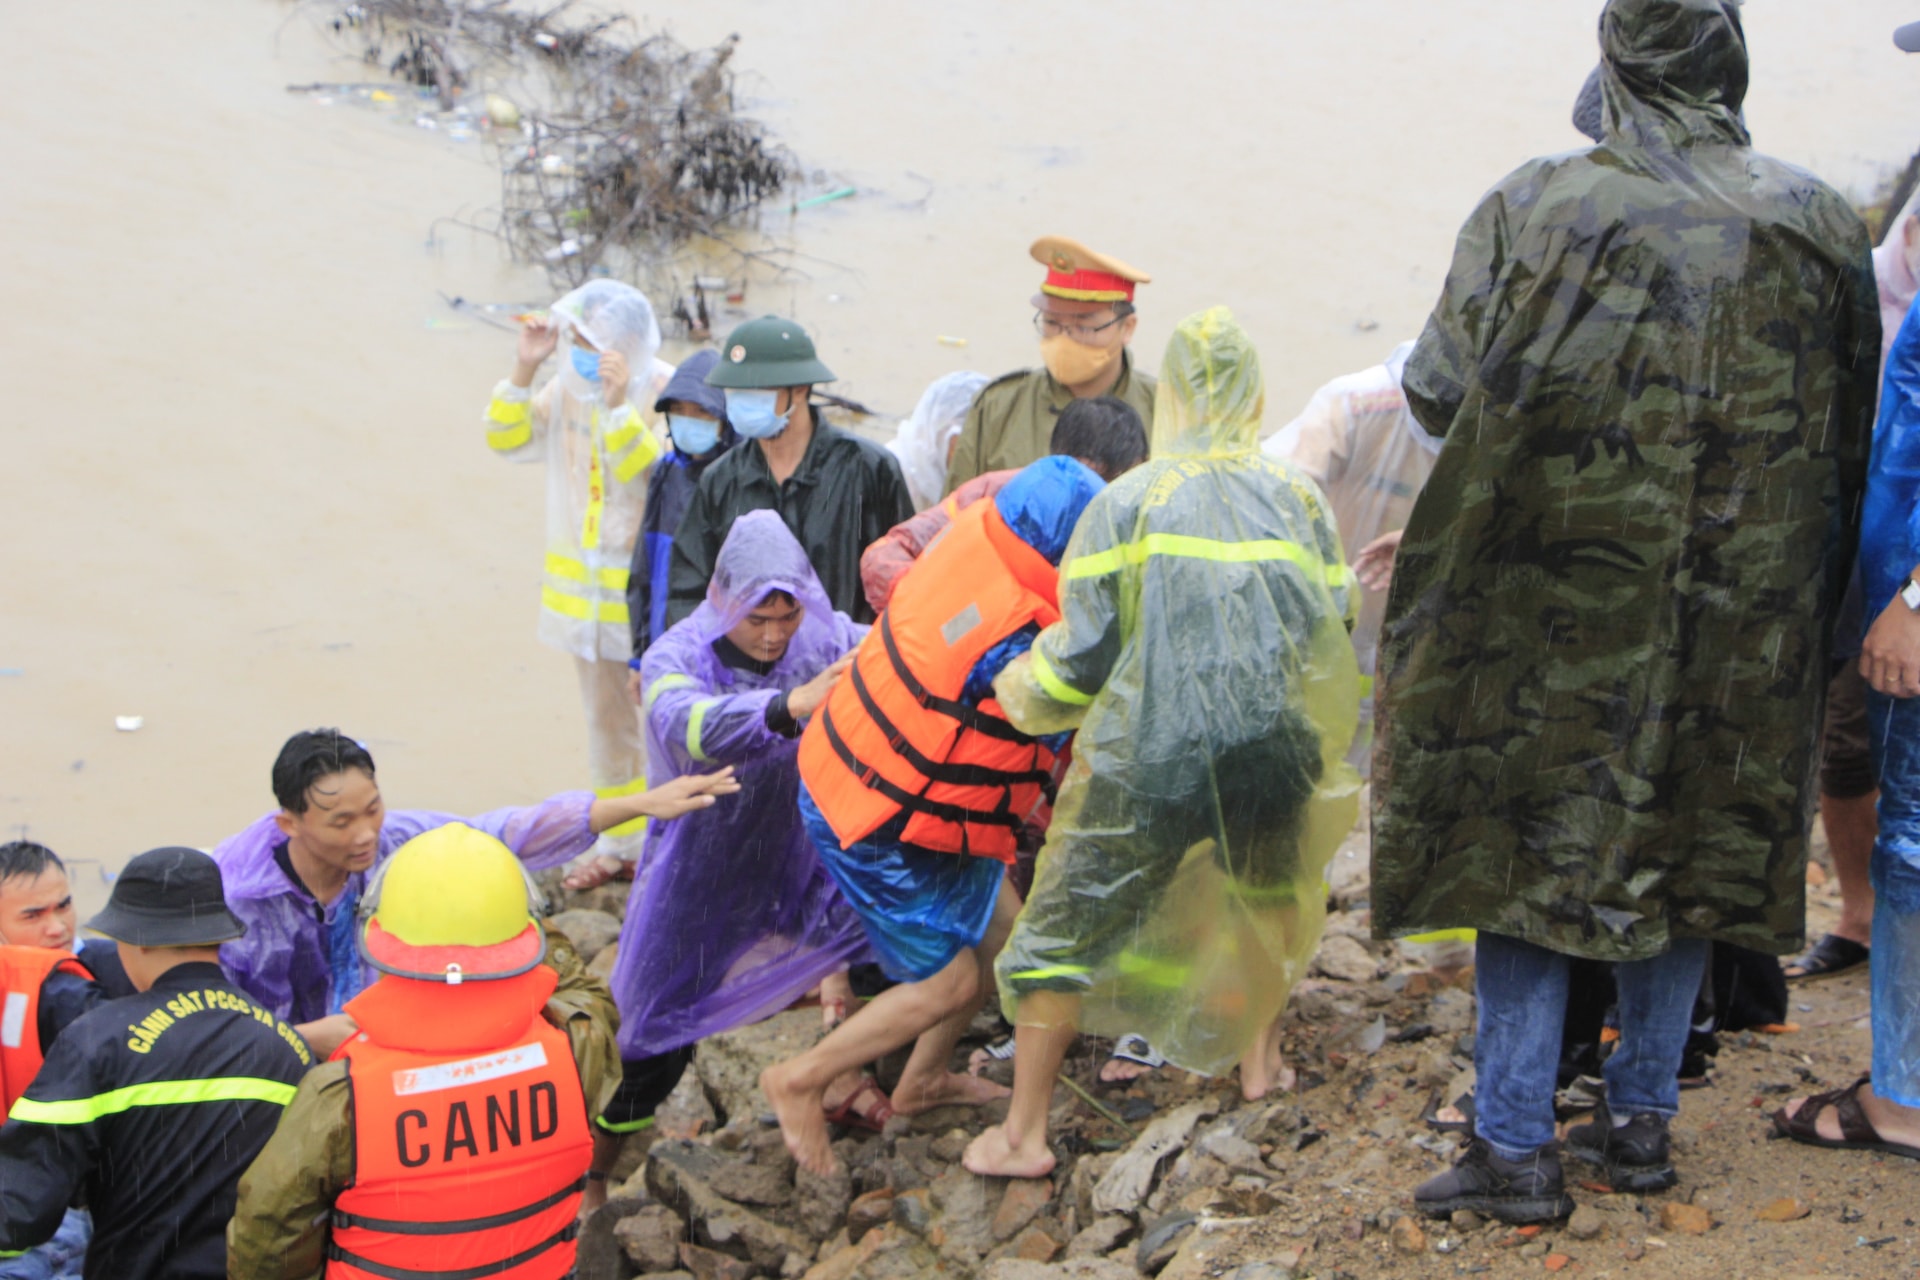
801,498,1060,863
327,967,593,1280
0,945,90,1115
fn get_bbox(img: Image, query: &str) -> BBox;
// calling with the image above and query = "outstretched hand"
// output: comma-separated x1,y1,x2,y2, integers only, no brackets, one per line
644,768,742,818
514,317,561,382
788,654,855,720
1353,529,1405,593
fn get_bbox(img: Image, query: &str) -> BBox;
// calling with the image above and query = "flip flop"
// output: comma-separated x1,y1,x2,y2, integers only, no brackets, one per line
1784,934,1869,983
823,1076,894,1134
1422,1087,1477,1135
1098,1033,1166,1084
1772,1075,1920,1159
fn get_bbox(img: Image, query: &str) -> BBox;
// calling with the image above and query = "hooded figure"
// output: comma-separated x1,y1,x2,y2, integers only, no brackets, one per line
1377,0,1879,1221
990,308,1362,1076
886,371,993,511
627,350,737,658
485,279,675,865
608,511,871,1065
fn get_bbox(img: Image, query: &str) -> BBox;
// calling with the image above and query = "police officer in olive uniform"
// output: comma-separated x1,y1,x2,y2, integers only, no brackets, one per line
944,236,1157,495
0,847,313,1280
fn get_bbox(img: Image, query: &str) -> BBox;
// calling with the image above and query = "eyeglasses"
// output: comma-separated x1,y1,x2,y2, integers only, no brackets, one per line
1033,310,1127,342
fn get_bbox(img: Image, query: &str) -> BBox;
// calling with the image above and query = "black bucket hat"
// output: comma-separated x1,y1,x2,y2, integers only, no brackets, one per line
86,847,246,947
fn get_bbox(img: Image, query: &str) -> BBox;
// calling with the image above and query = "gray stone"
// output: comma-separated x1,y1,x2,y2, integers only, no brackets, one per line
614,1204,685,1273
1133,1211,1198,1275
1195,1129,1264,1173
794,1162,853,1240
692,1008,825,1125
654,1068,717,1139
549,907,624,962
577,1195,645,1280
1566,1204,1610,1241
1065,1216,1135,1259
1425,988,1476,1035
981,1261,1138,1280
647,1140,811,1270
929,1166,1001,1254
1310,934,1377,984
1091,1100,1218,1217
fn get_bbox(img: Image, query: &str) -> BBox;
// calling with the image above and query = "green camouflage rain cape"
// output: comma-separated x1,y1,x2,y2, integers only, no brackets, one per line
1372,0,1879,962
992,308,1362,1074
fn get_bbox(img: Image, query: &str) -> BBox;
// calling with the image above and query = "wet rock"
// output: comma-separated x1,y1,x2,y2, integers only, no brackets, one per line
929,1128,971,1163
845,1188,894,1245
578,1194,646,1280
794,1162,852,1240
693,1009,824,1125
1066,1216,1135,1258
655,1070,717,1140
1311,935,1378,984
677,1242,752,1280
1756,1196,1811,1222
1066,1151,1118,1225
929,1166,1001,1256
1134,1210,1198,1275
1425,988,1475,1035
1005,1225,1061,1262
1565,1204,1608,1241
1092,1099,1218,1216
1660,1201,1712,1235
1449,1209,1481,1231
802,1226,894,1280
992,1177,1055,1241
648,1140,811,1270
890,1188,933,1236
1517,1239,1549,1259
981,1260,1137,1280
1389,1215,1427,1254
549,908,622,962
615,1203,687,1273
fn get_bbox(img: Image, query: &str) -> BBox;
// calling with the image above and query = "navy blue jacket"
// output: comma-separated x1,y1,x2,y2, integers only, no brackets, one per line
628,351,735,657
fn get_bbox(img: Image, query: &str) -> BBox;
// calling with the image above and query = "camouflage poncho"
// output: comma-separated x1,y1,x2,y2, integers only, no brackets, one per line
1371,0,1879,962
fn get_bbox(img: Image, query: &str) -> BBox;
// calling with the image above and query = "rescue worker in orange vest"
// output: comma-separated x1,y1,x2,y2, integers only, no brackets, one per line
761,456,1107,1175
227,824,617,1280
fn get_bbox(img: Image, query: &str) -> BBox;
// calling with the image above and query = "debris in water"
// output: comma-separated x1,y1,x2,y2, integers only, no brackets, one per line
937,335,969,347
114,716,144,733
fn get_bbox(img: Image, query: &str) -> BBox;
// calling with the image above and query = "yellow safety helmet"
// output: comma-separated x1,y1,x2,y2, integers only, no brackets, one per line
357,823,547,984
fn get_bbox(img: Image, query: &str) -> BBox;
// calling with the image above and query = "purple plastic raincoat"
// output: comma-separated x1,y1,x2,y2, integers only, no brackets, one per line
212,794,597,1024
611,510,872,1058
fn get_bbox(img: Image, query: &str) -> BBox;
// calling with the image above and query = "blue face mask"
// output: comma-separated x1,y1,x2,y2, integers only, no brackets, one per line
726,389,789,440
570,346,602,385
668,413,722,457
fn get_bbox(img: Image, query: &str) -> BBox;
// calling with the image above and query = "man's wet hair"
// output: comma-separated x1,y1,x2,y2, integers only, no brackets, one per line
272,729,377,815
1051,396,1149,481
0,841,64,887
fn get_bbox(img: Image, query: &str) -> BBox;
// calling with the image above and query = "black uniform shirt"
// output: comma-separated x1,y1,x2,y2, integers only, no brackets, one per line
0,962,313,1280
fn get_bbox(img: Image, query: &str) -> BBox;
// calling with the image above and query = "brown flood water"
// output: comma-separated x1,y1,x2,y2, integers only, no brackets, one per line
3,0,1917,916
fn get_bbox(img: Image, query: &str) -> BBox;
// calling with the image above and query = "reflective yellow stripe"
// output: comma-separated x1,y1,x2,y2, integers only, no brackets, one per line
595,1113,656,1135
613,432,661,484
597,566,629,591
1116,951,1190,988
1066,534,1353,591
1029,648,1094,707
596,778,650,838
10,1076,298,1125
604,422,642,452
1008,964,1091,982
1357,674,1375,699
1404,928,1476,945
486,398,533,451
687,698,720,762
545,553,591,584
645,673,697,712
541,587,630,624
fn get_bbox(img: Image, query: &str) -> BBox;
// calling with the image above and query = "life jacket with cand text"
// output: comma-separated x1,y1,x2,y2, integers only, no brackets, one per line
800,498,1060,863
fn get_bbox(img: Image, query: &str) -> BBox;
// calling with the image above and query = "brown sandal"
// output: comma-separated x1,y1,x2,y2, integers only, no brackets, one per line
1771,1076,1920,1160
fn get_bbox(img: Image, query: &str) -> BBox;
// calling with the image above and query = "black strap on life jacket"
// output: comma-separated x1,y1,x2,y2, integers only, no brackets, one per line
331,1177,586,1236
326,1218,578,1280
821,707,1025,835
848,660,1055,797
879,614,1039,746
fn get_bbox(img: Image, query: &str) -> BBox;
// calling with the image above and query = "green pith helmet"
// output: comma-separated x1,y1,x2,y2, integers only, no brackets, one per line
705,315,837,389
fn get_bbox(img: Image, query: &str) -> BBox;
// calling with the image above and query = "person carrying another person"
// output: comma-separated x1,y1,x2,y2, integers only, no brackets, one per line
666,317,914,627
861,397,1149,616
759,457,1107,1174
486,281,673,871
945,237,1158,494
0,848,313,1279
963,309,1364,1179
1371,0,1877,1223
589,511,878,1208
228,824,616,1280
212,728,734,1057
885,371,992,511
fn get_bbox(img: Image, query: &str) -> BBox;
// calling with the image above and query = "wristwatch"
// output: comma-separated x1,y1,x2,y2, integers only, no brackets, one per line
1904,577,1920,611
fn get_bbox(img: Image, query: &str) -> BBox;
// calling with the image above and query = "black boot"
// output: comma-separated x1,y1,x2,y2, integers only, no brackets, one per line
1565,1098,1677,1192
1413,1137,1574,1224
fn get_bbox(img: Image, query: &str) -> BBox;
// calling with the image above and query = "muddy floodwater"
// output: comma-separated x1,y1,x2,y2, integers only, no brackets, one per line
5,0,1918,914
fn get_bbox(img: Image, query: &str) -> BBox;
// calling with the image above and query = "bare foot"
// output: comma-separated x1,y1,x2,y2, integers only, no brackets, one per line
1238,1024,1295,1101
819,971,854,1029
963,1123,1056,1179
761,1062,837,1176
1099,1056,1155,1085
562,853,625,892
1780,1080,1920,1147
892,1071,1011,1115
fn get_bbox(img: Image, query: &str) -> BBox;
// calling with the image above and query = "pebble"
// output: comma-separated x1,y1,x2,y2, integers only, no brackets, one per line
1519,1239,1549,1259
1565,1204,1608,1241
1389,1216,1428,1254
1450,1209,1482,1231
1659,1202,1712,1235
1755,1196,1811,1222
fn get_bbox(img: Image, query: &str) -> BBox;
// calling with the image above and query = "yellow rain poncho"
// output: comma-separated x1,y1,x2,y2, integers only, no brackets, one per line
992,307,1362,1073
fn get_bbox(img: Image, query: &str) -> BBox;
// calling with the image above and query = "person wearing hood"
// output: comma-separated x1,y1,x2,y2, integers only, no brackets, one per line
1372,0,1877,1222
962,309,1363,1180
589,511,877,1206
665,317,914,628
944,237,1158,495
1264,340,1438,775
761,456,1107,1175
211,729,733,1058
486,281,675,870
887,370,992,511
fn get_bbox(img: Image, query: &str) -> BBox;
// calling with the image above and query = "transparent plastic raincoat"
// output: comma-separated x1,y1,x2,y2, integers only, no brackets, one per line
1264,341,1439,771
485,281,672,660
991,308,1363,1074
609,511,872,1057
1372,0,1879,963
886,371,992,511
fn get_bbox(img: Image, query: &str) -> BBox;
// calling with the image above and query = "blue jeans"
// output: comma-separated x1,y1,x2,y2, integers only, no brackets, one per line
0,1209,88,1280
1866,689,1920,1106
1474,932,1709,1159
